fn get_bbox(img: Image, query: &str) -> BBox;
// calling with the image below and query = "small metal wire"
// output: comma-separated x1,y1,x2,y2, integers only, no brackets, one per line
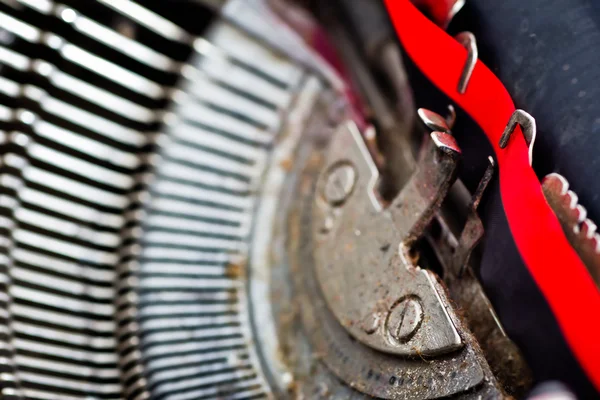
455,32,478,94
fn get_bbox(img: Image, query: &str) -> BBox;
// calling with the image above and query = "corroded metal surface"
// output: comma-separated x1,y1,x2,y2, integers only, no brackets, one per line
313,122,463,357
428,157,533,397
279,121,506,399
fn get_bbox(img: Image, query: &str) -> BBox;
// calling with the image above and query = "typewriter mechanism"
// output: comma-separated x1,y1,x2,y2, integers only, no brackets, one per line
0,0,598,399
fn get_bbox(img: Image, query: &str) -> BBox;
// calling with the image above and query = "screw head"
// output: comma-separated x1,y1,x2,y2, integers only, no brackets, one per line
387,297,423,343
323,163,356,206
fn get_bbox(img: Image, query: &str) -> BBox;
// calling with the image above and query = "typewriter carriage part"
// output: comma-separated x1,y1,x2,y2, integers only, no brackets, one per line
0,0,574,398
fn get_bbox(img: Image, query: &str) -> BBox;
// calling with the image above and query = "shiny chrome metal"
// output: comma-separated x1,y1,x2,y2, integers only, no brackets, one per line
17,0,182,73
0,9,166,99
418,108,451,133
0,0,316,398
97,0,194,44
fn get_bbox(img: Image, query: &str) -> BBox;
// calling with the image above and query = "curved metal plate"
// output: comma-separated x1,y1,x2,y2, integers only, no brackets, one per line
282,130,498,398
313,122,463,357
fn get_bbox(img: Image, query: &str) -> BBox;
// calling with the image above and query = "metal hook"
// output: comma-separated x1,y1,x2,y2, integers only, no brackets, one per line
499,110,537,165
455,32,477,94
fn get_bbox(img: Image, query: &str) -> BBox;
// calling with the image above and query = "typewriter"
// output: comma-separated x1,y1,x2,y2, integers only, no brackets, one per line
0,0,598,399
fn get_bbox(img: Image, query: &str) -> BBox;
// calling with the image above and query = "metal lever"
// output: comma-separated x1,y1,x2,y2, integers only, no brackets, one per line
452,156,495,277
313,121,463,357
417,108,451,133
440,157,534,394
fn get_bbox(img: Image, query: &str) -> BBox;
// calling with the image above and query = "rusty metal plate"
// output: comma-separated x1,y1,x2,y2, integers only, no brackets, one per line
279,120,504,399
312,122,463,357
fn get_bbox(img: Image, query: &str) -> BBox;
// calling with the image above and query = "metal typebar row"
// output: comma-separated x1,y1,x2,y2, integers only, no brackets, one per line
0,0,305,398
